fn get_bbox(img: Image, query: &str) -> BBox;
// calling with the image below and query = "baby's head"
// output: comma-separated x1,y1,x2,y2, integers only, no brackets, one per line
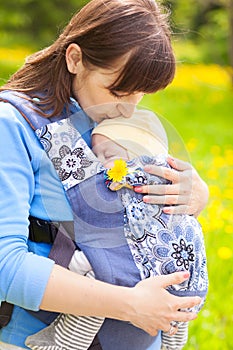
92,109,168,167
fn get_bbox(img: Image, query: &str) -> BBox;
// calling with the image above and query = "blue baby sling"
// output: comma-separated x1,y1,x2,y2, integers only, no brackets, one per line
0,90,208,350
0,91,159,349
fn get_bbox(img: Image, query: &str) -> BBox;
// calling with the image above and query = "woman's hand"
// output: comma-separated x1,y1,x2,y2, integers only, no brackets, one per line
128,272,201,336
135,156,209,216
40,267,200,337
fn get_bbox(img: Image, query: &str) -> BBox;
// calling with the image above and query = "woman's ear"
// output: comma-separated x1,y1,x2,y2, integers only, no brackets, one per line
66,43,82,74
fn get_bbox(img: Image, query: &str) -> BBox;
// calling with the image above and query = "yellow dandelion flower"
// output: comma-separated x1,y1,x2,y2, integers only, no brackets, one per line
195,160,204,170
209,185,221,197
226,169,233,180
213,156,225,169
186,138,198,152
210,219,224,230
0,47,32,64
225,225,233,234
211,145,221,156
217,247,233,260
207,169,219,180
223,189,233,200
170,64,231,89
221,209,233,221
198,216,209,232
107,159,128,182
225,149,233,166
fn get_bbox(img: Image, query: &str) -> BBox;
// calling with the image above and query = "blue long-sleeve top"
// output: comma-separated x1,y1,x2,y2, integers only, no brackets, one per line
0,98,94,348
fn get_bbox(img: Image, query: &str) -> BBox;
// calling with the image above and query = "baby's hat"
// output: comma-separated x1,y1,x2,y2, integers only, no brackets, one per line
92,109,168,159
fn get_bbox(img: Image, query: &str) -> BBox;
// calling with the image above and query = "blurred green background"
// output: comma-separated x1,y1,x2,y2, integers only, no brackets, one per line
0,1,232,349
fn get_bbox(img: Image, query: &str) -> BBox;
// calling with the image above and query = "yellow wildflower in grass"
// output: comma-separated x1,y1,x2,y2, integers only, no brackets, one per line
220,208,233,221
171,64,231,90
217,247,233,260
223,188,233,200
207,168,219,180
195,160,204,171
227,169,233,178
107,159,128,182
213,156,225,169
225,149,233,166
208,185,221,197
198,216,209,233
208,217,224,230
186,138,198,153
0,47,32,65
225,225,233,234
210,145,221,156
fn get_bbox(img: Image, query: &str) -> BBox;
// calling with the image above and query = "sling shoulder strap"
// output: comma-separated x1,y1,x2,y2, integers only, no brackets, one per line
0,90,52,129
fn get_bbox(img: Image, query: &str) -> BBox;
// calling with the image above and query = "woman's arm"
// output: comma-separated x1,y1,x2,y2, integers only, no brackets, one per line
40,265,200,336
135,156,209,216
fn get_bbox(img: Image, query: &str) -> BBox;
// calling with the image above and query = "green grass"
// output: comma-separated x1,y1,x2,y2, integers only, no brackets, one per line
141,85,232,163
0,51,233,349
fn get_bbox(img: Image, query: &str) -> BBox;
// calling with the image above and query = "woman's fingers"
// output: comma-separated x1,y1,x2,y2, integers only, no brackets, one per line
136,181,190,196
135,157,209,216
163,205,190,215
167,156,193,171
143,195,192,214
144,184,182,195
143,164,181,183
143,193,189,205
162,308,197,334
157,273,201,312
158,271,190,288
174,296,201,311
130,272,201,335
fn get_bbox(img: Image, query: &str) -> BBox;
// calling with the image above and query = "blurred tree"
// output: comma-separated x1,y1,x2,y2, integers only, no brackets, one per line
0,0,89,47
162,0,230,66
0,0,231,68
229,0,233,83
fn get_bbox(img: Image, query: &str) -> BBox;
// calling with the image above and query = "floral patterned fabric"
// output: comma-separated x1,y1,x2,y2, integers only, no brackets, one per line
36,119,208,305
107,156,208,304
35,117,103,191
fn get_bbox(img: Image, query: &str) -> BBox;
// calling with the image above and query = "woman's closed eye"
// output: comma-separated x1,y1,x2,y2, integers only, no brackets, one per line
109,90,128,99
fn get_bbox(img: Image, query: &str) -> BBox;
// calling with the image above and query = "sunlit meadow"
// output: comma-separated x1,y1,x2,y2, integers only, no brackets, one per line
0,47,232,349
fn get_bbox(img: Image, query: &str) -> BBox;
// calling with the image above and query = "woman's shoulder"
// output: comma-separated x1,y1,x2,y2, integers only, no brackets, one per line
0,99,34,131
0,100,44,169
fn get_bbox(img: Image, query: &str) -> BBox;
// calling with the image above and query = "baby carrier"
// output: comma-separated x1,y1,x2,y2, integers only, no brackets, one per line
0,90,208,350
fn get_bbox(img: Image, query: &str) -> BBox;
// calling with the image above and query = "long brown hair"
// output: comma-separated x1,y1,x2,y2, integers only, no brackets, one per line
1,0,176,117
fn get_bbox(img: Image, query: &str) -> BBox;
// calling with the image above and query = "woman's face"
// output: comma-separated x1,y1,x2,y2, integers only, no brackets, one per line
73,68,144,123
69,49,144,123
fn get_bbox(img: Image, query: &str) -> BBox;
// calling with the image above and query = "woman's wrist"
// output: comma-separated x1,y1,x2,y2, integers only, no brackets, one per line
40,264,133,322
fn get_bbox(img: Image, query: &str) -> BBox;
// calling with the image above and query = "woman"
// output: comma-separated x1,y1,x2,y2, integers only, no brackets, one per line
0,0,208,349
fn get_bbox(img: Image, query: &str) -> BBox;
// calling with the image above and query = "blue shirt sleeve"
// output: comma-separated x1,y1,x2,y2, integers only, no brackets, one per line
0,102,55,310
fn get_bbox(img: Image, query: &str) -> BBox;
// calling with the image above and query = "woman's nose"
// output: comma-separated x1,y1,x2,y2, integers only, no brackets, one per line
116,102,136,118
117,93,144,118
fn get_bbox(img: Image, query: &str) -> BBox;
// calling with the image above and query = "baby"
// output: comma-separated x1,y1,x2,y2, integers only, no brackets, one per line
26,109,208,350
